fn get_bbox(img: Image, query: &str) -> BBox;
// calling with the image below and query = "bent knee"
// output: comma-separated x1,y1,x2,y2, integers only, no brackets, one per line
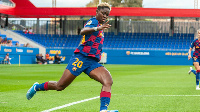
104,79,113,87
109,79,113,86
56,86,65,91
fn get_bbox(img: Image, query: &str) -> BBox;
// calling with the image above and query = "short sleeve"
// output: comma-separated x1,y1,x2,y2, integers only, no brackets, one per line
84,19,98,28
190,40,195,48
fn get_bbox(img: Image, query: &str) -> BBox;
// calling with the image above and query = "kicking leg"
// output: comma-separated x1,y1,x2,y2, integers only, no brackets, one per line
48,69,76,91
188,67,197,75
26,69,76,100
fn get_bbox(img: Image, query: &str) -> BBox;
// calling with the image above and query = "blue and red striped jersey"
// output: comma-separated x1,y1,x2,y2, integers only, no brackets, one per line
191,39,200,58
74,17,104,61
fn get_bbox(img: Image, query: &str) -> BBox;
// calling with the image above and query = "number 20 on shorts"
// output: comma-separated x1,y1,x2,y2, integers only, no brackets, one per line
72,58,83,68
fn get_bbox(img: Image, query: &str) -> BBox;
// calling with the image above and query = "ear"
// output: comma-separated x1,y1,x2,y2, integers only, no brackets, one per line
96,9,98,14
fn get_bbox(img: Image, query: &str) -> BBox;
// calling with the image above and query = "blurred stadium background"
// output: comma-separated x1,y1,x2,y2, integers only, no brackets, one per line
1,0,200,112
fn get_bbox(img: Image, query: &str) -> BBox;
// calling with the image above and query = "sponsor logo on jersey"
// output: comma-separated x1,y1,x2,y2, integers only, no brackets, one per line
86,20,92,25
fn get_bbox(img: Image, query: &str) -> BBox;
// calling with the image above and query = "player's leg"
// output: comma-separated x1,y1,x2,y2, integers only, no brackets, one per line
188,67,196,75
89,66,113,111
26,69,76,100
27,53,87,100
45,69,76,90
193,62,200,90
36,69,76,91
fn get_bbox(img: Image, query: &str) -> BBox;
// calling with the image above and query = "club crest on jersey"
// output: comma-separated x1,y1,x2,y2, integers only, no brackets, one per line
99,33,103,37
194,57,197,61
86,20,92,25
72,67,77,71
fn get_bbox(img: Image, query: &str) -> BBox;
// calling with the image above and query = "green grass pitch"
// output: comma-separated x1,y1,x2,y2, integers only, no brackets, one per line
0,64,200,112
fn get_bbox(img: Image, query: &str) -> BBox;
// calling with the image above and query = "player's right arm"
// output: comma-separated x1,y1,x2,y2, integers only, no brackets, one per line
188,48,192,60
188,40,195,60
80,21,111,35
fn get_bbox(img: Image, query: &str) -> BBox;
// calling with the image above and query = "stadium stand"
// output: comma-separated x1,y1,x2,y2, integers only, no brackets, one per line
14,31,82,48
104,32,194,50
14,31,193,50
0,32,21,47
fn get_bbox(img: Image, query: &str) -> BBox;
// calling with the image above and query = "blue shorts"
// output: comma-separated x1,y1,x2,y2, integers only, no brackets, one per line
193,57,200,63
66,53,103,76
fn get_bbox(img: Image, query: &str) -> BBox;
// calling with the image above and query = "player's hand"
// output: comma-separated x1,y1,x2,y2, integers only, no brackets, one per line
188,55,192,60
98,21,111,30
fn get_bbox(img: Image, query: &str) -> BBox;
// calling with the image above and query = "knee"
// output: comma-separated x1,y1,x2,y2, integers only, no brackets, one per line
56,85,66,91
104,79,113,87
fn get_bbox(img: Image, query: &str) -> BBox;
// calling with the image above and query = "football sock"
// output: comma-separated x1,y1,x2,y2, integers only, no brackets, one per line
192,70,196,75
100,91,111,111
35,82,48,91
196,70,200,87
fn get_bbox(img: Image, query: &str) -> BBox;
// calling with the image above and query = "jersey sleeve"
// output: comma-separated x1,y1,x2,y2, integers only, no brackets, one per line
84,19,98,28
190,40,195,48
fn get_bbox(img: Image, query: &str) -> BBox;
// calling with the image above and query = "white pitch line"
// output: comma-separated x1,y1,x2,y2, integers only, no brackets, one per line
41,96,99,112
143,95,200,96
118,94,200,97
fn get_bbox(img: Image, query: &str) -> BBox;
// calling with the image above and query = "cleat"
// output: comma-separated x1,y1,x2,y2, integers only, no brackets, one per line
108,110,119,112
100,110,107,112
188,67,193,75
26,82,39,100
196,85,200,90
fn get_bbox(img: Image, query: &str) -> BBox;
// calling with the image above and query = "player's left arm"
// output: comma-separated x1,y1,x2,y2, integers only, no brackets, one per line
80,21,111,35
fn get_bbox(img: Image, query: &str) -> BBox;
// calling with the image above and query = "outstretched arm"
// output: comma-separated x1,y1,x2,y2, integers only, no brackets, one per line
80,21,111,35
188,48,192,60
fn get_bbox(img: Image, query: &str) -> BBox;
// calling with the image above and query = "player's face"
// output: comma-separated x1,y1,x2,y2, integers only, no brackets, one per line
198,31,200,38
96,8,110,24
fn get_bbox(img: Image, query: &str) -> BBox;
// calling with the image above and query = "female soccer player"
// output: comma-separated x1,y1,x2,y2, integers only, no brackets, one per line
188,29,200,90
26,2,117,112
